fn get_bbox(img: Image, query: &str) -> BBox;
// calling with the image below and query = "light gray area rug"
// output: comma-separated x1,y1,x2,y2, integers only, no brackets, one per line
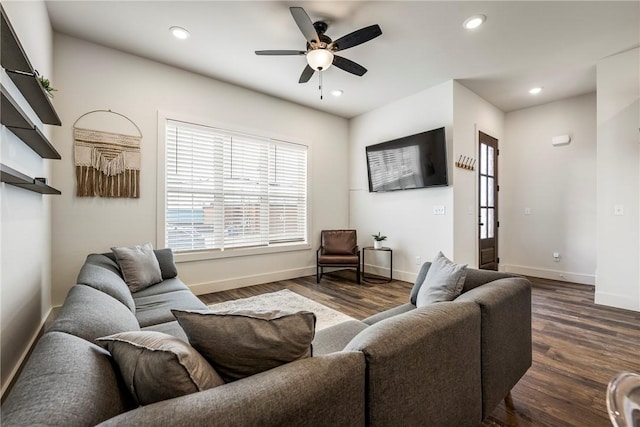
207,289,355,331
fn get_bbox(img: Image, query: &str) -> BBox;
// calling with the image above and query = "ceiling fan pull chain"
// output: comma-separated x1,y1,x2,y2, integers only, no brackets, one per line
319,68,323,100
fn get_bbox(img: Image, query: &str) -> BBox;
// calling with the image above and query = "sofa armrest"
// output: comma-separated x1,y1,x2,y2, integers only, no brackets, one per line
345,301,482,427
455,277,532,418
97,352,365,427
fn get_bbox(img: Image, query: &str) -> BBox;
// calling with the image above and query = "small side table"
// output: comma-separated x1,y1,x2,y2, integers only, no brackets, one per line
362,246,393,283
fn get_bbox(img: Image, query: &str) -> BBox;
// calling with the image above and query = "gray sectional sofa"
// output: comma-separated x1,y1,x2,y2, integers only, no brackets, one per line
1,252,532,427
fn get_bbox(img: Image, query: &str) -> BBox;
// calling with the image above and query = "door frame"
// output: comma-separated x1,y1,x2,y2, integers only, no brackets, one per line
477,130,499,270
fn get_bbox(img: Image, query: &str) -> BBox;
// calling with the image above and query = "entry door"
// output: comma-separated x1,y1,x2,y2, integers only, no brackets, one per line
478,132,498,270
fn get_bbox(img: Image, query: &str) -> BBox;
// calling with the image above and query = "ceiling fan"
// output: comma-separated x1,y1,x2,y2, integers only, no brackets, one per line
255,7,382,97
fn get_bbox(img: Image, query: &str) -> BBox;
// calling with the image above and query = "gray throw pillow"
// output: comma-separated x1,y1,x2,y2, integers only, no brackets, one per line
416,252,467,307
111,243,162,292
172,309,316,382
97,331,224,406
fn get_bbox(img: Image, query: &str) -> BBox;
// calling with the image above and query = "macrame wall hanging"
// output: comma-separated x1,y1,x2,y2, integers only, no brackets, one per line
73,110,142,198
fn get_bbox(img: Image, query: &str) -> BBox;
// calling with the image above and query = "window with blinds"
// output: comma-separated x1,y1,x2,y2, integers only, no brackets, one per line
165,120,307,252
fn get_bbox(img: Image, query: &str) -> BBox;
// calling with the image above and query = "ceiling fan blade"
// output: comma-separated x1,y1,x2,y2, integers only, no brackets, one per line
332,24,382,52
255,50,306,56
298,64,315,83
333,55,367,76
290,7,319,45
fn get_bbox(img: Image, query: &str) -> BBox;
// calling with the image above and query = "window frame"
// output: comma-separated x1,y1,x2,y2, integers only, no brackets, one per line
157,111,312,263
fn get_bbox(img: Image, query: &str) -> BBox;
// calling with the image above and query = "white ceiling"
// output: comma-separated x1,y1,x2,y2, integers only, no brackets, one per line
45,1,639,118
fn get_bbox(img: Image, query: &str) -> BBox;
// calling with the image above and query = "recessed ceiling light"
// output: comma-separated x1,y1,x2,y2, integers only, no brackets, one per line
331,89,343,97
529,87,543,95
170,26,190,40
463,14,486,30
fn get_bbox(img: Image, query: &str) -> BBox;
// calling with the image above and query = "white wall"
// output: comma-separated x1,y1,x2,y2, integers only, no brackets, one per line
501,93,597,284
452,82,504,266
349,81,454,281
0,1,54,394
51,34,349,305
596,47,640,311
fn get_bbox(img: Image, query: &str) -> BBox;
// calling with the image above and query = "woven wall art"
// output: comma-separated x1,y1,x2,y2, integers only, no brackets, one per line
73,110,142,198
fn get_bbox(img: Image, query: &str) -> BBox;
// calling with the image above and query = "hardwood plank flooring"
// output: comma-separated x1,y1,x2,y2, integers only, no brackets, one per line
198,272,640,426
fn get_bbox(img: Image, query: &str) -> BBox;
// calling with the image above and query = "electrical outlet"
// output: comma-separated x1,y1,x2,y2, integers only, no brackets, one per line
553,252,560,262
614,205,624,216
524,207,531,215
433,205,446,215
415,256,421,265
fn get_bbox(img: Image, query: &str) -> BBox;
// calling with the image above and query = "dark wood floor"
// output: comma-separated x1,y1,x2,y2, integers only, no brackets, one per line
199,271,640,426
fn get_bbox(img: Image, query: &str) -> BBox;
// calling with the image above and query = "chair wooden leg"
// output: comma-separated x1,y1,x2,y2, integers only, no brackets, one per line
317,266,322,283
356,265,361,284
504,391,514,409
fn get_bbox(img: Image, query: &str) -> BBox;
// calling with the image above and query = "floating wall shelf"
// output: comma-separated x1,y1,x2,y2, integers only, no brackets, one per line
0,6,61,126
0,163,61,195
1,84,61,159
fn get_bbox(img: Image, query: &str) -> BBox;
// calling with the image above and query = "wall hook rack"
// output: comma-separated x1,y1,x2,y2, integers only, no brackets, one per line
455,155,476,171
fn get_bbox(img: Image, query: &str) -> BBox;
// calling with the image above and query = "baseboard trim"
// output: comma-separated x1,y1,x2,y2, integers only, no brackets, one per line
188,266,317,295
595,291,640,312
501,264,595,285
1,306,55,401
363,263,416,284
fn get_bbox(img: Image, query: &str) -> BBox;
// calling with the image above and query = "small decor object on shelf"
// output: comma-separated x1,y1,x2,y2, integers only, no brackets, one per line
372,232,387,249
37,75,57,98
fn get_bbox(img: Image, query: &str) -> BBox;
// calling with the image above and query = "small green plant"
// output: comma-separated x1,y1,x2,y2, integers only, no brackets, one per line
38,76,57,98
372,232,387,242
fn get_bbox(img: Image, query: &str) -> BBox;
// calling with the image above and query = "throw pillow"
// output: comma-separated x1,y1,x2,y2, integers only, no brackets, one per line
416,252,467,307
97,331,224,406
111,243,162,292
172,309,316,382
154,248,178,279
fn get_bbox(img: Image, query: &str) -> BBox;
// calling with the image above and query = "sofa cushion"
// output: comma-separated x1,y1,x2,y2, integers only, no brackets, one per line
173,309,316,382
1,331,131,426
111,243,162,292
362,303,415,325
77,254,136,312
410,262,432,305
134,289,207,327
416,252,467,306
132,277,190,298
142,320,189,342
312,320,369,355
48,285,140,343
97,331,225,406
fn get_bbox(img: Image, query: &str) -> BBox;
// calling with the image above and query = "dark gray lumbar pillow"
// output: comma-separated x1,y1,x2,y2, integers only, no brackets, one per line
97,331,224,406
111,242,162,292
172,309,316,382
416,251,467,307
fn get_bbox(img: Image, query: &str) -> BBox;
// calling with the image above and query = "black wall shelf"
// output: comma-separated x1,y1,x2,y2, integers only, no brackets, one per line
1,84,61,159
1,163,61,195
0,6,61,126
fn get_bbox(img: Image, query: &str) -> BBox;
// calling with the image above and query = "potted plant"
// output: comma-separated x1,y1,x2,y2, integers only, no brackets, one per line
372,232,387,249
38,75,58,98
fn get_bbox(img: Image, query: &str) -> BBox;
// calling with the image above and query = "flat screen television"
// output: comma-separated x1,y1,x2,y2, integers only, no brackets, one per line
366,127,448,192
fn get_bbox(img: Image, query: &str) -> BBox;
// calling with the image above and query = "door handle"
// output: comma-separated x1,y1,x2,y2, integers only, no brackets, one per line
479,223,484,226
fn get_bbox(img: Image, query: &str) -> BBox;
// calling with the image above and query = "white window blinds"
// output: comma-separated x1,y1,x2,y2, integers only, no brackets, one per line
165,120,307,252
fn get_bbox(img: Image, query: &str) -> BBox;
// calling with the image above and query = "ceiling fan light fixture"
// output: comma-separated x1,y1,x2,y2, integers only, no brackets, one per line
463,14,486,30
306,49,334,71
170,26,190,40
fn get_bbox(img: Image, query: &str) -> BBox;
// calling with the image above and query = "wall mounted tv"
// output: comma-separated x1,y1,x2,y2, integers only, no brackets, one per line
366,127,448,192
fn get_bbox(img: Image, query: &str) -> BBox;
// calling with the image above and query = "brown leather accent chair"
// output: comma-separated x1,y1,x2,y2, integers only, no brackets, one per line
317,230,360,284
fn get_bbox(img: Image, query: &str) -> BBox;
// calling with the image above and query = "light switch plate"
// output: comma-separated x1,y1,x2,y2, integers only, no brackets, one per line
433,205,446,215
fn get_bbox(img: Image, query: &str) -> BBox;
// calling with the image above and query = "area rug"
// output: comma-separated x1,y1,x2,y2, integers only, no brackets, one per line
207,289,355,331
